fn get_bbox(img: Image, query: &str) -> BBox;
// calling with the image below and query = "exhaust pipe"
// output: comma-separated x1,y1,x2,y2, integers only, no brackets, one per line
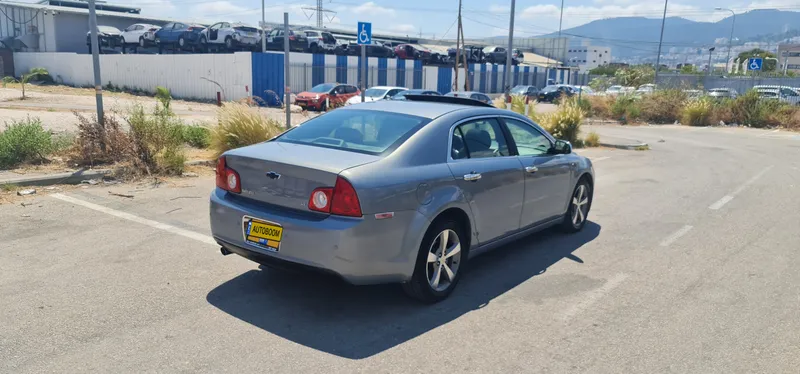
220,246,232,256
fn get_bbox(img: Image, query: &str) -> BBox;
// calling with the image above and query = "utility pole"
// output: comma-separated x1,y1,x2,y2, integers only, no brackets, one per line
460,13,469,91
454,0,462,92
653,0,669,90
87,0,104,126
317,0,323,28
504,0,515,100
302,1,336,28
261,0,266,52
283,13,290,129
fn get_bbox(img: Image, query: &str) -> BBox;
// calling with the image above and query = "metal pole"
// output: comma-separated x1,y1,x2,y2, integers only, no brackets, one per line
504,0,515,98
716,8,735,74
317,0,323,28
261,0,266,53
360,44,366,102
653,0,668,90
283,13,290,129
707,48,713,77
88,0,104,125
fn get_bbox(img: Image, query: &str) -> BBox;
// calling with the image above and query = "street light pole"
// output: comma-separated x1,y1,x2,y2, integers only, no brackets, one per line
706,47,715,77
261,0,266,53
716,7,735,74
504,0,516,100
653,0,668,90
87,0,104,126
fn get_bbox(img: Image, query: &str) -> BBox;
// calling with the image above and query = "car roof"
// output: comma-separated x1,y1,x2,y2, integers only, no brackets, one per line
447,91,483,95
367,86,406,90
337,100,488,119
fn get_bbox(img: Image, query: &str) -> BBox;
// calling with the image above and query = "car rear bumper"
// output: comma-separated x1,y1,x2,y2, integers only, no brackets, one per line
209,188,425,285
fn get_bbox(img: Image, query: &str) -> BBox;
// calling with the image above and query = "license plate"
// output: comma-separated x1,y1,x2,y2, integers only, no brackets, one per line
243,216,283,252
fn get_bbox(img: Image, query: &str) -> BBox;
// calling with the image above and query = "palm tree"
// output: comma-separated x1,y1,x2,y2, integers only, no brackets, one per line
2,67,50,99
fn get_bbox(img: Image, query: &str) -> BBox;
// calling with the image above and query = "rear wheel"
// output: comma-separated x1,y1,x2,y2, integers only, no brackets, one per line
561,178,592,233
402,219,467,303
178,36,186,49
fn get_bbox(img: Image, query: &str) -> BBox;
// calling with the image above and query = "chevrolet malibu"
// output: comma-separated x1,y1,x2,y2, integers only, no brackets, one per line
210,96,595,302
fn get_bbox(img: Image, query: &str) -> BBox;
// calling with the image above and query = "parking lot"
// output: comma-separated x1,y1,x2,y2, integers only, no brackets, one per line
3,124,800,372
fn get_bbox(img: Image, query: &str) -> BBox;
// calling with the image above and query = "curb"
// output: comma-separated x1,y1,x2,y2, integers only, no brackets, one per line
598,142,649,150
0,169,111,187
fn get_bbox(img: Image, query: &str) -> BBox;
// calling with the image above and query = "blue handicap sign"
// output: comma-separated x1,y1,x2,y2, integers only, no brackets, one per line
357,22,372,45
748,58,763,71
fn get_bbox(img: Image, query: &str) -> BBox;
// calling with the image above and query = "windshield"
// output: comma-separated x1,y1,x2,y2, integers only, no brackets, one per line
276,109,430,155
364,88,390,98
309,83,336,93
511,86,528,94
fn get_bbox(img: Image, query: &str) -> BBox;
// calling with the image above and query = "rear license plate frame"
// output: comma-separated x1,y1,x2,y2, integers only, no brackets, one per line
242,216,283,252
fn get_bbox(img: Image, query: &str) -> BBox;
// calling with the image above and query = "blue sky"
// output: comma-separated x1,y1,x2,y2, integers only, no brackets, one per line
43,0,800,37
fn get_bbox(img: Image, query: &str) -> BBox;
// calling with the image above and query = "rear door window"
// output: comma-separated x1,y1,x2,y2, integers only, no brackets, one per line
452,118,510,159
277,109,429,155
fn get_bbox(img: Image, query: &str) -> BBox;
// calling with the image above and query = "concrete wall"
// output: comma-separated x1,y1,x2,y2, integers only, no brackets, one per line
14,52,253,101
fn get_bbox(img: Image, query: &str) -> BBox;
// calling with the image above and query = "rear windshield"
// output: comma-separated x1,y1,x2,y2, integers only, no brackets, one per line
276,109,430,155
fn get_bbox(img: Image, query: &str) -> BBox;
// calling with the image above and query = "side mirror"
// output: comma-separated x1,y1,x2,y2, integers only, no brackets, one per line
553,140,572,154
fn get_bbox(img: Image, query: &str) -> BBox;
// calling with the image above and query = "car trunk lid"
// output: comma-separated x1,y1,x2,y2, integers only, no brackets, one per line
224,141,379,212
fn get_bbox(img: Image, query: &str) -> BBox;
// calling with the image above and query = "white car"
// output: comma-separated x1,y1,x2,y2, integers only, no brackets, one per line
572,86,595,96
199,22,260,49
304,30,337,54
345,86,408,105
753,85,800,106
120,23,161,48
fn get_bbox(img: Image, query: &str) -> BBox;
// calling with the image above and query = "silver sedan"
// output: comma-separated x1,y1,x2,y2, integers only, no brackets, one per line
209,96,595,302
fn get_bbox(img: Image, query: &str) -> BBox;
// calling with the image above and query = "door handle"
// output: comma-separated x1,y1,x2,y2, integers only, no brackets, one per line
525,166,538,173
463,173,482,181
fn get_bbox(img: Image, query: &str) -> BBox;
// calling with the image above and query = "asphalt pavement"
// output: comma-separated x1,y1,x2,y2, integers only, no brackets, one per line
2,124,800,373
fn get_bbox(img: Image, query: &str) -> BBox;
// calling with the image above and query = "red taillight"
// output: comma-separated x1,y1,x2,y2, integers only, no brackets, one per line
308,177,361,217
215,156,241,193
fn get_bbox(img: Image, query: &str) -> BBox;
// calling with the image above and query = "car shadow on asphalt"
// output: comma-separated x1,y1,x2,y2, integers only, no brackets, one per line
206,221,601,360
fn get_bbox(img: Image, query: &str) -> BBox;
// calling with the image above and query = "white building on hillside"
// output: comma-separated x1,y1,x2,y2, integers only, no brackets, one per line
566,41,611,73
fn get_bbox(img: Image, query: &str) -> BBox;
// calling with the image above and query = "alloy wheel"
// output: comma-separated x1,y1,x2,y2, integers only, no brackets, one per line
426,229,462,292
571,184,590,227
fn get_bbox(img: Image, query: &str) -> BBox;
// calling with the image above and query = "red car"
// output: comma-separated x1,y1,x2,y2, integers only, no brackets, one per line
294,83,360,111
394,44,432,61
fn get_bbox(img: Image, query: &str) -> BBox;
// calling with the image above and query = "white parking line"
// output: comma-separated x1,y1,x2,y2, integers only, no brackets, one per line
591,156,611,162
709,166,774,210
560,273,629,321
50,193,217,245
659,225,693,247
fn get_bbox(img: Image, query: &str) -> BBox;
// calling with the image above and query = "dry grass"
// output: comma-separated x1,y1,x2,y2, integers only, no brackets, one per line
210,103,285,157
584,131,600,147
534,97,586,144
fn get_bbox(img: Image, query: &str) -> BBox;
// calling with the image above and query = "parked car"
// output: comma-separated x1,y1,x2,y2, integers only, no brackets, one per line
482,46,522,64
345,86,407,105
707,87,738,99
538,85,575,103
154,22,205,49
635,84,655,95
294,83,360,111
510,85,539,99
571,86,595,96
265,28,307,52
395,44,432,61
390,89,441,100
199,22,260,50
304,30,337,54
86,26,123,49
120,23,160,48
447,45,485,64
753,85,800,105
210,95,594,302
445,91,492,104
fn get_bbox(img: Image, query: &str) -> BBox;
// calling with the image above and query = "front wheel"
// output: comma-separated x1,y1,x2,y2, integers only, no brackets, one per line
178,36,186,48
402,219,467,303
561,178,592,233
224,36,233,49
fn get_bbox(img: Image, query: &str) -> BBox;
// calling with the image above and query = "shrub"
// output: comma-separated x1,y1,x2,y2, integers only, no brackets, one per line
126,103,186,175
0,117,55,168
584,131,600,147
764,105,800,129
731,90,772,128
586,95,615,118
535,98,585,144
210,103,284,157
182,125,211,148
639,89,687,124
155,86,171,112
709,99,735,125
610,95,640,123
73,112,130,166
681,98,713,126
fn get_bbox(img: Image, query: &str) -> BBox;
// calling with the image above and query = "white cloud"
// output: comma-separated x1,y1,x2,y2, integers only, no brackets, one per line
191,1,246,16
351,2,396,17
388,24,416,33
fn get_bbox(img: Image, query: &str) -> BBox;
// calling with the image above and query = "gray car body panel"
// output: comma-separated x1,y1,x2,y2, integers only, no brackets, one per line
210,101,594,285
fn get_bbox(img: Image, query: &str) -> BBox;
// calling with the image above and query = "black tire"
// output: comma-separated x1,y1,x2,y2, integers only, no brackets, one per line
139,37,146,48
561,177,592,233
225,36,233,49
178,36,186,49
402,218,468,303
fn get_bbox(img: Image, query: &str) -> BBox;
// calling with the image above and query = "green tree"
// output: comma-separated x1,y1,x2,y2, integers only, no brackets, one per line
588,65,619,76
614,65,655,87
2,67,50,99
737,49,777,72
679,64,699,74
